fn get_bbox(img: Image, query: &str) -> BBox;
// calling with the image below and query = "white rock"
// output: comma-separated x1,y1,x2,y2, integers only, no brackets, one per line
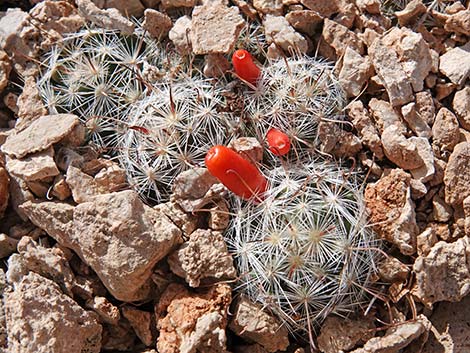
409,137,434,182
401,102,432,138
76,0,134,34
263,15,308,56
339,47,373,97
381,125,424,170
453,86,470,131
169,16,192,55
432,107,460,153
6,147,59,182
0,8,28,49
86,296,120,325
444,142,470,206
439,42,470,86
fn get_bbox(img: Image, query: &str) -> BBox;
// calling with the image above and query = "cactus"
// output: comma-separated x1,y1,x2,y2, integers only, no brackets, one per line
235,22,267,61
225,157,381,337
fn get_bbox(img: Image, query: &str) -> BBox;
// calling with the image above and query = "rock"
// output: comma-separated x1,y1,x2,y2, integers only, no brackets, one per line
378,257,410,283
356,0,380,14
333,2,359,29
156,283,231,353
318,121,362,157
465,196,470,236
444,142,470,206
229,298,289,353
86,296,120,325
208,199,230,231
168,229,236,287
350,315,431,353
423,294,470,352
299,0,341,17
203,54,231,78
416,226,439,257
339,48,373,97
1,114,79,159
395,0,426,26
401,102,432,138
93,161,127,192
101,319,136,351
169,16,192,55
253,0,283,15
121,306,154,347
432,193,453,222
285,10,322,36
143,9,172,40
4,271,102,353
453,86,470,131
0,233,18,258
76,0,134,34
317,315,375,353
65,165,104,203
191,3,244,55
93,0,145,17
365,169,418,255
435,82,456,101
0,8,28,52
0,168,9,219
160,0,196,9
381,125,424,170
15,75,48,131
412,237,470,308
409,137,434,183
432,108,460,154
228,137,263,163
322,19,364,57
439,42,470,86
368,98,406,134
232,0,257,20
347,101,383,158
154,201,199,237
0,269,6,348
6,147,59,182
444,10,470,36
0,51,11,94
263,15,308,56
415,90,435,126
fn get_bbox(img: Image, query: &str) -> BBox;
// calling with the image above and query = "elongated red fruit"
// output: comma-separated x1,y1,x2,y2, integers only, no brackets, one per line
266,128,291,156
232,49,261,86
205,145,267,200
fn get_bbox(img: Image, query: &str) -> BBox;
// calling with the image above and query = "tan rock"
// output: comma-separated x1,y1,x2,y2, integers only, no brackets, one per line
0,51,11,94
15,75,48,130
444,9,470,36
229,298,289,353
169,16,192,55
1,114,79,159
285,10,322,36
465,196,470,236
381,125,424,170
121,306,155,347
160,0,196,9
208,199,230,231
168,229,236,287
85,296,120,325
95,0,145,17
453,86,470,131
317,315,375,353
191,3,245,55
65,165,104,203
228,137,263,163
395,0,426,26
378,257,410,283
156,283,231,353
4,271,102,353
432,107,460,154
299,0,341,17
6,147,59,182
365,169,418,255
339,47,373,97
356,0,380,14
253,0,283,15
154,201,198,237
318,121,362,157
444,142,470,205
203,54,231,78
415,90,435,126
143,9,172,40
439,42,470,85
432,193,453,222
51,175,71,200
401,102,432,138
409,137,434,182
76,0,134,34
333,2,359,29
412,237,470,308
0,168,9,219
264,15,308,56
368,98,406,134
435,82,456,101
322,18,364,57
0,233,18,258
416,226,439,257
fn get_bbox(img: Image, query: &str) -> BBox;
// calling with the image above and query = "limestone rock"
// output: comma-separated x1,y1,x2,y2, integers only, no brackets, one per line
415,90,435,126
395,0,426,26
412,237,470,308
433,108,460,154
15,75,48,130
168,229,236,287
169,16,192,55
409,137,434,183
356,0,380,14
191,3,245,55
381,125,424,170
365,169,418,255
76,0,135,34
208,199,230,231
6,147,59,182
4,271,102,353
160,0,196,9
229,298,289,353
1,114,79,159
401,102,432,138
416,226,439,257
121,306,154,347
264,15,308,56
0,168,9,219
453,86,470,131
0,233,18,258
322,18,364,57
285,10,322,36
143,9,172,40
368,98,406,133
439,42,470,86
253,0,283,15
444,142,470,206
444,9,470,36
65,165,104,203
299,0,341,17
0,51,11,94
339,47,373,97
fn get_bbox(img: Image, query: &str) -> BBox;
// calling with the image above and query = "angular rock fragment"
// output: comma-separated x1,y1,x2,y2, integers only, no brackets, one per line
453,86,470,131
76,0,134,34
444,142,470,206
339,47,374,97
318,121,362,157
191,3,245,55
0,233,18,259
143,9,172,40
264,15,308,56
253,0,283,15
322,19,364,57
378,257,410,283
368,98,406,133
6,147,59,182
409,137,434,182
285,10,322,36
66,165,104,203
4,272,102,353
432,107,460,154
169,16,192,55
229,298,289,353
415,90,435,126
416,226,438,257
208,199,230,231
203,54,230,78
401,102,432,138
86,296,120,325
160,0,196,9
365,169,418,255
168,229,236,287
93,0,145,17
122,306,155,347
15,75,48,130
154,201,199,237
439,42,470,86
1,114,79,159
412,237,470,308
0,168,9,219
381,125,424,170
395,0,426,26
0,51,11,94
228,137,263,163
444,10,470,36
299,0,341,17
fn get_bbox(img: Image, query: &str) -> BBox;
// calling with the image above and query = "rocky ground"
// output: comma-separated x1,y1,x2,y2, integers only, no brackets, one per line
0,0,470,352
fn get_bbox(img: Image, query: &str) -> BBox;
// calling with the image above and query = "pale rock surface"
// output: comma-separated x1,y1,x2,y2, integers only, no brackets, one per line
356,0,380,14
208,199,230,231
381,125,424,170
453,86,470,130
365,169,418,255
154,201,199,237
160,0,196,9
66,165,105,203
368,98,406,133
6,147,59,182
285,10,322,36
168,229,236,287
439,42,470,86
416,227,439,257
0,167,9,218
264,15,308,56
412,237,470,308
318,121,362,157
191,3,245,55
415,90,435,126
317,315,375,353
143,9,172,39
15,75,48,130
169,16,192,55
409,137,434,182
378,257,410,283
4,271,102,353
1,114,79,159
339,47,374,97
401,102,432,138
203,54,231,78
432,193,452,222
322,18,364,57
121,306,154,347
0,233,18,258
229,298,289,353
432,108,460,154
253,0,283,15
228,137,263,163
444,10,470,36
76,0,135,34
93,161,127,192
395,0,426,26
156,283,231,353
0,8,28,51
299,0,341,17
92,0,145,17
0,51,11,94
465,196,470,236
86,296,120,325
444,142,470,205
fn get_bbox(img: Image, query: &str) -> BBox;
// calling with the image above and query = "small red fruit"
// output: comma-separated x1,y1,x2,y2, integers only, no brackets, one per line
205,145,267,201
266,128,291,156
232,49,261,86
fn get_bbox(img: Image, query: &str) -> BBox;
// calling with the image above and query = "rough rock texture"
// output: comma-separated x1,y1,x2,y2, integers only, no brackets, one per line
263,15,308,56
229,298,289,353
6,147,59,182
86,296,120,325
4,271,102,353
191,3,245,55
365,169,418,255
76,0,134,34
412,237,470,308
444,10,470,36
368,98,406,133
0,51,11,94
285,10,322,36
65,165,107,203
1,114,79,159
156,283,232,353
168,229,236,287
339,48,373,97
401,102,432,138
453,86,470,131
317,315,375,353
20,191,182,301
121,306,154,347
228,137,264,163
203,54,231,78
322,18,364,57
409,137,434,183
0,234,18,259
160,0,196,9
299,0,341,17
378,257,410,283
381,125,424,170
318,121,362,157
143,9,172,39
15,75,48,130
92,0,145,17
395,0,426,26
169,16,192,55
154,201,199,237
432,108,460,154
444,142,470,206
0,168,9,219
253,0,283,15
439,42,470,86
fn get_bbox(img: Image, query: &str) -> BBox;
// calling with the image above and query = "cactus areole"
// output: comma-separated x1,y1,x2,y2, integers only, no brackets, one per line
232,49,261,86
205,145,267,201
